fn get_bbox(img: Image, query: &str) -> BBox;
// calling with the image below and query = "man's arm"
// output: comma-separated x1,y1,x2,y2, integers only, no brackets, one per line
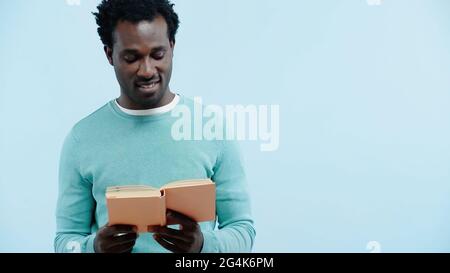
201,140,256,253
54,129,97,253
152,140,256,253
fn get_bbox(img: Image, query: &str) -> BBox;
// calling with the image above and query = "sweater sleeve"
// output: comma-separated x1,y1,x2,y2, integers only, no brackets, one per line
54,129,97,253
201,140,256,253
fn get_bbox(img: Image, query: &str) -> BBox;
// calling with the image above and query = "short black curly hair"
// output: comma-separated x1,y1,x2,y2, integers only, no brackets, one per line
93,0,180,48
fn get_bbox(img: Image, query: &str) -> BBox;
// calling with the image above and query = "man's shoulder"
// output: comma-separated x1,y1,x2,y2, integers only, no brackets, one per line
70,101,113,138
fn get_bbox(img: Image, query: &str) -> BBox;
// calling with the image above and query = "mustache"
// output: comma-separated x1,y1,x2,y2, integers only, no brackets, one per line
135,76,161,85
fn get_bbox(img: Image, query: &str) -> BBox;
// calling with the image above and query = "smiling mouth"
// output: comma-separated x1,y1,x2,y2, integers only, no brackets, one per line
136,80,161,92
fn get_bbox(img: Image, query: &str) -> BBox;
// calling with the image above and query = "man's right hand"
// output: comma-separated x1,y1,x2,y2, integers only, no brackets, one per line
94,224,138,253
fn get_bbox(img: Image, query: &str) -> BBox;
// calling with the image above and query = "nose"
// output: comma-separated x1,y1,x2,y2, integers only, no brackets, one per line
137,57,157,78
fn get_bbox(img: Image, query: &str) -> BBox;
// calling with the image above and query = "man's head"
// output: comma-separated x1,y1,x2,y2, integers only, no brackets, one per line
93,0,180,109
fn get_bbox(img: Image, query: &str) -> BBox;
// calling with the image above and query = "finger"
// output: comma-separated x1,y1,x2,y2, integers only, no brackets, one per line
166,210,197,229
148,225,158,233
103,225,137,236
109,233,138,246
153,234,184,253
153,226,192,243
108,240,136,253
158,234,191,249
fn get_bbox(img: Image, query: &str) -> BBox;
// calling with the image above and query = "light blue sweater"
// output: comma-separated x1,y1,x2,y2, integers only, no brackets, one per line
54,95,255,253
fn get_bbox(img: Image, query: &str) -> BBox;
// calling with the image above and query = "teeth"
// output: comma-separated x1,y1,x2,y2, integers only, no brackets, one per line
140,82,158,89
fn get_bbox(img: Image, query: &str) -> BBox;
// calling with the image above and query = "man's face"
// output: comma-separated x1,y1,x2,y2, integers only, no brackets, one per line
106,16,174,109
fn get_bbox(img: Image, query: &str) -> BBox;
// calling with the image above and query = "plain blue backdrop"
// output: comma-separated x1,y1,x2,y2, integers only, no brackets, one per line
1,0,450,252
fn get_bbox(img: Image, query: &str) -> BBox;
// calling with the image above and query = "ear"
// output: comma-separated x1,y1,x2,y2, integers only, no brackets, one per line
104,46,114,66
170,41,175,52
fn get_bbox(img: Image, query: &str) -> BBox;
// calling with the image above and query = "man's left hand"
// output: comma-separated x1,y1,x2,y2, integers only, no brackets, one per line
152,210,204,253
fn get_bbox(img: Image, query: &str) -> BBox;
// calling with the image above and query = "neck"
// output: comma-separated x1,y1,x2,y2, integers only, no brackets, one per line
118,90,175,110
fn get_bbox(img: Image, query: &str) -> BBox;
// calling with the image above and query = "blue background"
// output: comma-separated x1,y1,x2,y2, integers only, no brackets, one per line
1,0,449,252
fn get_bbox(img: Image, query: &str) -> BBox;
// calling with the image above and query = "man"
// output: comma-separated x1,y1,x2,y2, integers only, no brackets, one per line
54,0,255,253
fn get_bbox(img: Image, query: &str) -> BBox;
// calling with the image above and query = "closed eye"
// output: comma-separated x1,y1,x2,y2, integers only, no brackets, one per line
152,51,165,60
124,54,138,63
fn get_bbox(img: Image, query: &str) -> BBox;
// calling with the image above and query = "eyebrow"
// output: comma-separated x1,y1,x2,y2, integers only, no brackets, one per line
122,49,140,54
150,46,167,52
121,46,167,55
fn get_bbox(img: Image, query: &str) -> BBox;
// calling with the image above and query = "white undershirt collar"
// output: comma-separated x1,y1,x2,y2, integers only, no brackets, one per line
115,94,180,116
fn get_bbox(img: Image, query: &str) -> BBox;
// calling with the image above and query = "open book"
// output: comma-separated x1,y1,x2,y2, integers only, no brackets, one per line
106,179,216,233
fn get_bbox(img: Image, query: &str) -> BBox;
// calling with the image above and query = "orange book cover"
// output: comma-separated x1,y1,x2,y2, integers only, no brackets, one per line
106,179,216,233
